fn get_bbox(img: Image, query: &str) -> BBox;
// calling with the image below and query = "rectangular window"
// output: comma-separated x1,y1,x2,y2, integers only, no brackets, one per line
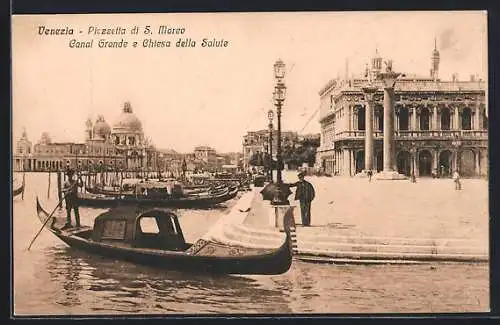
101,220,127,240
139,217,160,234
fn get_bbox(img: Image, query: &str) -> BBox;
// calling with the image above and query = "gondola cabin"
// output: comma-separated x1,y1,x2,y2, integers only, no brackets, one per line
91,207,189,251
134,181,184,198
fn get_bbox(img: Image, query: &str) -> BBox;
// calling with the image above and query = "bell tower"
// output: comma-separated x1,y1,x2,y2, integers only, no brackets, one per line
85,117,93,141
430,37,440,81
371,48,383,79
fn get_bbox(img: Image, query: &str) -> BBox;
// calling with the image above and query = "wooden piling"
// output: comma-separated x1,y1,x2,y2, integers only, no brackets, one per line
21,172,25,200
47,171,51,198
57,171,62,202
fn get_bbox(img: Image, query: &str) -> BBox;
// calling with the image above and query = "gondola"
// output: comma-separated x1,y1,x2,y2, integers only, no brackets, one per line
35,198,292,275
86,183,227,197
13,179,24,197
77,186,239,208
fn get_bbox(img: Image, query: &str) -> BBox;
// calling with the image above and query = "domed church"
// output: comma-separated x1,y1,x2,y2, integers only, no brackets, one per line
14,102,158,172
110,102,149,170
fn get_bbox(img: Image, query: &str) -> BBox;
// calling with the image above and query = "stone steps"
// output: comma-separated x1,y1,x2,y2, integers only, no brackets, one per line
298,248,488,262
296,232,486,247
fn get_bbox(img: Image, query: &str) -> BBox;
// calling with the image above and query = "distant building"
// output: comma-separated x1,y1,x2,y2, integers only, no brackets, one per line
194,146,217,171
242,129,299,170
13,102,159,172
13,128,32,171
316,43,487,177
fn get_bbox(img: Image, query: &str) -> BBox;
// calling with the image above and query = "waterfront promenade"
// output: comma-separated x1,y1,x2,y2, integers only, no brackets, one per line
207,171,489,263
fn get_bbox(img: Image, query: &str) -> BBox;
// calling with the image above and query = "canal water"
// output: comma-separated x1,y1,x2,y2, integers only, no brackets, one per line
12,173,489,315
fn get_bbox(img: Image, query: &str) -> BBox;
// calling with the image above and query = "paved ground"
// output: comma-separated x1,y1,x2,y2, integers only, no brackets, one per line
245,171,488,245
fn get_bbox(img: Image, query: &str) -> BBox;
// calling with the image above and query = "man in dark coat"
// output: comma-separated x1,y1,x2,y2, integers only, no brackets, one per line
289,171,315,226
62,169,83,229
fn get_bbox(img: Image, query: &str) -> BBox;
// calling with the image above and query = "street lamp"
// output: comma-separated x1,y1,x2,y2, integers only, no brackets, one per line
272,59,291,205
268,109,274,183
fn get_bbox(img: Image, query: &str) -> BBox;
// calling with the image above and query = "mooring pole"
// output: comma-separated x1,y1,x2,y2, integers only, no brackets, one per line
21,172,26,200
47,171,51,198
57,170,62,202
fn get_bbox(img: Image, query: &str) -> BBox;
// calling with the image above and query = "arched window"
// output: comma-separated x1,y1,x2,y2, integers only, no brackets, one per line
440,107,451,130
419,108,430,130
461,108,472,130
399,107,409,130
357,106,365,130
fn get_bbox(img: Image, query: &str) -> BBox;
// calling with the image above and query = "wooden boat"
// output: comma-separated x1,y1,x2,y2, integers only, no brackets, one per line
85,185,134,196
76,186,239,208
13,179,24,197
36,198,292,275
86,183,228,197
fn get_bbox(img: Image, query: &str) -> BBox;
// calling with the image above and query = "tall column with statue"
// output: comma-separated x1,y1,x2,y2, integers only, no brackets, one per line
376,60,407,180
361,84,377,175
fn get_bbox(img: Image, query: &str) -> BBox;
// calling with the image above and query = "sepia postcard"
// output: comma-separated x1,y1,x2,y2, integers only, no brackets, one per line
11,11,489,316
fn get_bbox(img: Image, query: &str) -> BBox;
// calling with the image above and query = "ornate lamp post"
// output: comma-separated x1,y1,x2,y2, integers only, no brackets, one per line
272,59,292,205
267,109,274,183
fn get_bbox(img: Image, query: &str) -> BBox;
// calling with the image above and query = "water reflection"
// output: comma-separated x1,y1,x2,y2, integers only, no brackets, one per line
43,246,293,314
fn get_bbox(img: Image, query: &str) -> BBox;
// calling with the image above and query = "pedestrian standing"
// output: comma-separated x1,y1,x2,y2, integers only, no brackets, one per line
453,170,462,190
62,169,83,229
367,170,373,182
289,171,316,227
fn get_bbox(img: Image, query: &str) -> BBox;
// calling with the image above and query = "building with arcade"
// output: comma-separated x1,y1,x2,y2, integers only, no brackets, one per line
316,43,487,178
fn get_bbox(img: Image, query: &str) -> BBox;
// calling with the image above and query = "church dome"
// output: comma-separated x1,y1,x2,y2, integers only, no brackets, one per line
113,102,143,132
93,115,111,138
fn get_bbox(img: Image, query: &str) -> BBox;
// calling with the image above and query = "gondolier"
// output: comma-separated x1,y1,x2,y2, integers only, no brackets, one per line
288,171,315,227
62,169,83,229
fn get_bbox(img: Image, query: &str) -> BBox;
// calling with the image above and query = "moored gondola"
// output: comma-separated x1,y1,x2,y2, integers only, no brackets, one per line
77,185,239,208
13,179,25,197
35,197,292,275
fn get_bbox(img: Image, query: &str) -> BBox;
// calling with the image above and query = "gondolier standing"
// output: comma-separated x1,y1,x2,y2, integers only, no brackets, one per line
62,169,83,229
288,171,315,227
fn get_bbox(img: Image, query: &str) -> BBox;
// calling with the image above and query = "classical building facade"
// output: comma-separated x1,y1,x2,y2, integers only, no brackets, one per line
13,128,32,171
242,129,299,170
194,146,217,171
316,46,487,178
13,102,159,172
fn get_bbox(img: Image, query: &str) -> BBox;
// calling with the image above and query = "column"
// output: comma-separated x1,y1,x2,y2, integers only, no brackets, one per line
433,105,439,131
414,150,419,177
396,113,400,131
475,150,480,176
411,108,417,131
350,149,355,176
454,106,460,130
474,106,481,130
345,106,351,131
343,149,348,176
452,150,458,171
383,86,395,172
433,150,438,174
363,86,376,171
353,109,358,131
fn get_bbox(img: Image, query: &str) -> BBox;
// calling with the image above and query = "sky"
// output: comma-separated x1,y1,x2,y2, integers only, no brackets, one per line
12,11,487,153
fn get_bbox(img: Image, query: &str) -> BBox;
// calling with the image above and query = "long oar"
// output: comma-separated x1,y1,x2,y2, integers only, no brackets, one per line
27,188,72,251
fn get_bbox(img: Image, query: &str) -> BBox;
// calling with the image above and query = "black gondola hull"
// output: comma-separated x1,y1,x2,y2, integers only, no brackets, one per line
13,183,24,197
36,198,292,275
77,187,239,208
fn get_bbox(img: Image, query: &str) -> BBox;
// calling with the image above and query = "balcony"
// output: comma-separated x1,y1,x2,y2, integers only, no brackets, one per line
336,130,487,140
